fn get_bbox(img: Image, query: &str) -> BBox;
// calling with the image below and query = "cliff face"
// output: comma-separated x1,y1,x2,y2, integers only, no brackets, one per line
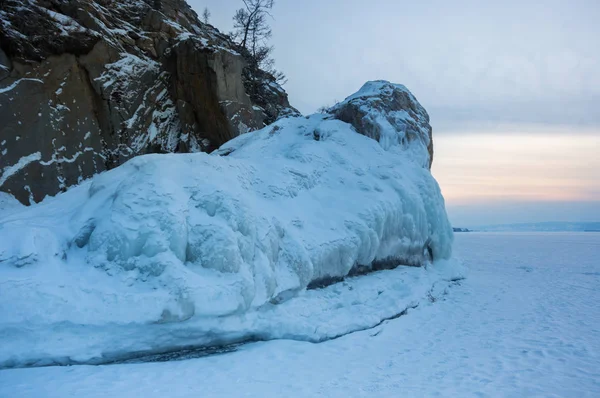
0,0,299,204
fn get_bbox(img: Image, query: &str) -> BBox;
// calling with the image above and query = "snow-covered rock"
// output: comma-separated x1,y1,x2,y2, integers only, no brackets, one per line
0,0,298,204
329,80,434,169
0,81,454,367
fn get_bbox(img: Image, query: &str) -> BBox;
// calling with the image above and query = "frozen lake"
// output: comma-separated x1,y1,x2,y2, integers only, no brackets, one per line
1,232,599,397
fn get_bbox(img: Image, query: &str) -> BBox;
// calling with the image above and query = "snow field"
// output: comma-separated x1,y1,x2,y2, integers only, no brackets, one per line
1,233,598,397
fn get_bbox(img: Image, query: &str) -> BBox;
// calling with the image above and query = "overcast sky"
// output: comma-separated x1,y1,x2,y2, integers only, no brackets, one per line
189,0,600,226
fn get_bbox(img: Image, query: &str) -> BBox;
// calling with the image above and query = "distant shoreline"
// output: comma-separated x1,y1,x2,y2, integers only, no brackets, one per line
455,222,600,233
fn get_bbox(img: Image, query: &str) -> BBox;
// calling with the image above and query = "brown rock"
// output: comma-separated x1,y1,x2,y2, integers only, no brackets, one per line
0,0,298,204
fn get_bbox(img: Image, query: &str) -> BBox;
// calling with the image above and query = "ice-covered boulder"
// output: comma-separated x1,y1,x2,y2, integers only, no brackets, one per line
329,80,434,169
0,81,454,367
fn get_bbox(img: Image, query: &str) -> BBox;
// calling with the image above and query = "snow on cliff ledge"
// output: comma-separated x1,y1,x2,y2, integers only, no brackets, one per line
0,81,455,367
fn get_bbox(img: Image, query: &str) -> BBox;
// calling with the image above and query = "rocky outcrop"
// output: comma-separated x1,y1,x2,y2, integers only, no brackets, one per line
328,81,434,169
0,0,299,204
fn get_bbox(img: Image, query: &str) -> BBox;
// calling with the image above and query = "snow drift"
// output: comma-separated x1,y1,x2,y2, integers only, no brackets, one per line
0,81,456,367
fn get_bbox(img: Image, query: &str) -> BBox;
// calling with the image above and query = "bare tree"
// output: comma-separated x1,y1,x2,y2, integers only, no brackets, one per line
232,0,273,50
248,10,271,61
232,0,285,84
202,7,211,24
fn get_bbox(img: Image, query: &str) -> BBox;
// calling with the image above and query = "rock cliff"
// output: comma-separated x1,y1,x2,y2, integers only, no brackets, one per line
0,0,298,204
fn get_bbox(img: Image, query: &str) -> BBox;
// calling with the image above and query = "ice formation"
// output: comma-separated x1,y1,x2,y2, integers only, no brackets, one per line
0,81,455,367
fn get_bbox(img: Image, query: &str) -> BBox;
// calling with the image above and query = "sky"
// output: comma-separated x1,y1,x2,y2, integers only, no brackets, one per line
189,0,600,226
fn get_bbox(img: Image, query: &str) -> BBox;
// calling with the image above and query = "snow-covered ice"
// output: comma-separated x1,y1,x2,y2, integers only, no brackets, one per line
1,232,598,397
0,82,453,367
